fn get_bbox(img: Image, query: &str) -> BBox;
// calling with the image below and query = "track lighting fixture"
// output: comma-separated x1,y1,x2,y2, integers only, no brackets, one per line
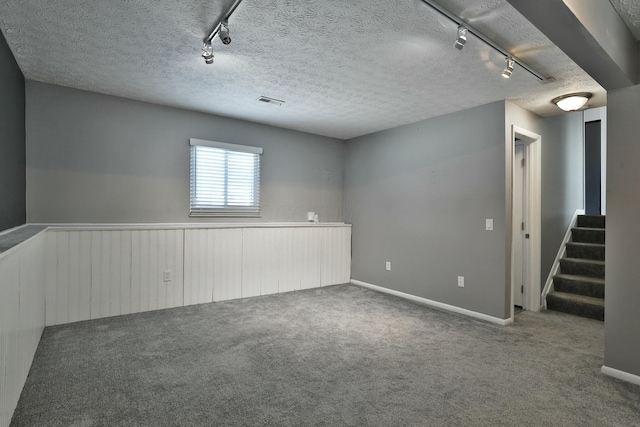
219,20,231,45
454,25,467,50
502,56,515,79
419,0,549,82
201,41,214,64
552,93,592,112
201,0,243,65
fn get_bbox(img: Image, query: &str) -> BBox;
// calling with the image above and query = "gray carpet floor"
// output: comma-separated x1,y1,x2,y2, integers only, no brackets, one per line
11,284,640,426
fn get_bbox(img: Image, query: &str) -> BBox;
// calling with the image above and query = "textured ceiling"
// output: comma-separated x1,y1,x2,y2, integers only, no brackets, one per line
609,0,640,40
0,0,606,139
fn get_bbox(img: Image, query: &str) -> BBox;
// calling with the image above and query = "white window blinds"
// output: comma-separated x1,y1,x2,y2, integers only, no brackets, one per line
189,139,262,217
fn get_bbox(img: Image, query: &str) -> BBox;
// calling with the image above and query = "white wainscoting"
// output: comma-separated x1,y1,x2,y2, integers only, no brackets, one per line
180,226,351,304
184,228,243,305
0,231,46,427
45,229,185,326
46,224,351,325
0,223,350,426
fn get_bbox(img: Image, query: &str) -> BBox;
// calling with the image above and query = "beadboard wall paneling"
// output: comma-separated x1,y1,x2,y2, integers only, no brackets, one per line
1,224,350,425
321,226,352,286
0,232,46,427
45,225,351,325
183,228,243,305
45,229,184,326
242,228,282,298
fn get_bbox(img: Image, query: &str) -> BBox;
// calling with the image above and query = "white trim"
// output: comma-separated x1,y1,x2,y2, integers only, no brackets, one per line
541,209,585,308
189,138,263,155
583,108,602,122
0,228,47,260
601,365,640,386
36,222,350,231
0,223,28,237
583,107,607,215
351,279,512,326
510,126,542,316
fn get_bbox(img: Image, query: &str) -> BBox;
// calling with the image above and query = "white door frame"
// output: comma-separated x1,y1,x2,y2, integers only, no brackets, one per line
513,143,527,308
509,125,541,320
583,107,607,215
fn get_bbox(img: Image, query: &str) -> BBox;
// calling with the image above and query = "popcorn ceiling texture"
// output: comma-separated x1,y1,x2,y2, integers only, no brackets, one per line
610,0,640,40
0,0,604,139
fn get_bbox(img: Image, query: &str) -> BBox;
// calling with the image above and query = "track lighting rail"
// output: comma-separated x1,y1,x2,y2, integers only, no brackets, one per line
204,0,244,44
419,0,549,82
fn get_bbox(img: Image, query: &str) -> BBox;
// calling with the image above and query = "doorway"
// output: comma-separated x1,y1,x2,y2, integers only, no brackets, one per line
513,143,527,308
583,107,607,215
585,120,602,215
510,126,541,319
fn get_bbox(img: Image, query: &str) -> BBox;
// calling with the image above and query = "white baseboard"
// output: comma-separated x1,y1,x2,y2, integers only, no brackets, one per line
601,365,640,386
350,279,512,326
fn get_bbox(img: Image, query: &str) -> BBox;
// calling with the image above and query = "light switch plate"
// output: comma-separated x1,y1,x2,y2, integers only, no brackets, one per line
486,219,494,231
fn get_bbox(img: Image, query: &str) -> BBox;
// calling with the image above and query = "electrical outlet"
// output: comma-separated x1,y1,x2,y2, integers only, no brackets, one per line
163,270,172,282
457,276,465,287
385,261,391,271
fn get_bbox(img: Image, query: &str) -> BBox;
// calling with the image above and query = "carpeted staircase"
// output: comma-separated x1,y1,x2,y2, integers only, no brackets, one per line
546,215,605,321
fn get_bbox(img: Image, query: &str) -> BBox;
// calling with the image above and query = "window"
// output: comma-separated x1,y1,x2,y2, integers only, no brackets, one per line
189,138,262,217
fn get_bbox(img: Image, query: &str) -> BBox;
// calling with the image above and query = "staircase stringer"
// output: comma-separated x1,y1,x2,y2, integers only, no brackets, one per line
541,209,584,309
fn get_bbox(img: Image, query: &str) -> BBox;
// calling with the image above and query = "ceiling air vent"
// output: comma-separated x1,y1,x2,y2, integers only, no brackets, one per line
257,96,285,106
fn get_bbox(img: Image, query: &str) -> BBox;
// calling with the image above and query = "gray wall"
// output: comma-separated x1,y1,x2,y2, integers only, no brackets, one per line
0,31,26,232
344,101,508,319
604,84,640,377
26,82,344,224
344,101,585,320
539,112,585,284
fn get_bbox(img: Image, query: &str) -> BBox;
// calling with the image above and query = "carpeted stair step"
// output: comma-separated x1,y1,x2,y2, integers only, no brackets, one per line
566,242,605,261
546,291,604,321
553,274,605,299
559,257,605,279
572,227,605,244
577,215,606,229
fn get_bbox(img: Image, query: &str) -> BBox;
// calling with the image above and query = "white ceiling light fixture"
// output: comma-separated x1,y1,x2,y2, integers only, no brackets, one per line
201,0,243,64
552,92,593,111
419,0,549,82
454,25,467,50
502,56,515,79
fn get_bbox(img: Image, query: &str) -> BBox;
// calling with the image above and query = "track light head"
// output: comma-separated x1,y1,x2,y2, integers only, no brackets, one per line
202,41,214,64
219,21,231,45
502,56,515,78
454,26,467,50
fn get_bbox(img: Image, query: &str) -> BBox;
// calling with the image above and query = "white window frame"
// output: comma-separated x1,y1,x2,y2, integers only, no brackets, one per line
189,138,263,217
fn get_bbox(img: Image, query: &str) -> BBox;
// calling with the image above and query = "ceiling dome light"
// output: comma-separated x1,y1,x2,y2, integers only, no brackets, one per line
552,92,593,112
